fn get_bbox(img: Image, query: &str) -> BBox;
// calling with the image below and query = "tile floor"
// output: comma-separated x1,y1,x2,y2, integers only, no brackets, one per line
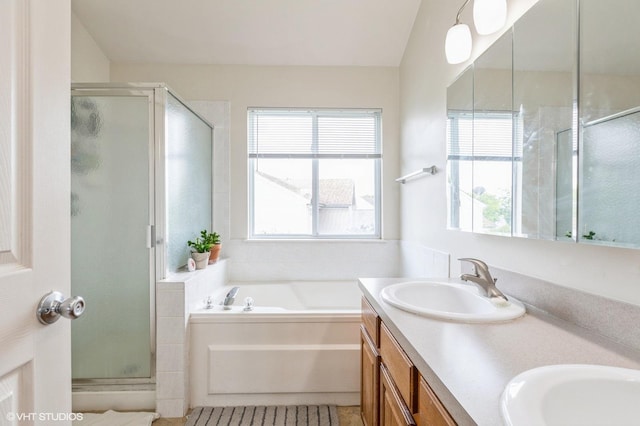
152,406,363,426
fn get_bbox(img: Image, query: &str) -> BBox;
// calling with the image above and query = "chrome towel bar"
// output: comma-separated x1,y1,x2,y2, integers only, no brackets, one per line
395,166,437,184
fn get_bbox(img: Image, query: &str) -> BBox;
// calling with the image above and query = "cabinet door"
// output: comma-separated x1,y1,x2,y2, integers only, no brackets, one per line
415,376,456,426
380,365,416,426
361,326,380,426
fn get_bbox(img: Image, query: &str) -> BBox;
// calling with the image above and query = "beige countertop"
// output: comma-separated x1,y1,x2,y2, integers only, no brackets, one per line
358,277,640,426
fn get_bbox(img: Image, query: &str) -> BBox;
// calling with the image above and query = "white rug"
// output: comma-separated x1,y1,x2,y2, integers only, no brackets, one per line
74,410,159,426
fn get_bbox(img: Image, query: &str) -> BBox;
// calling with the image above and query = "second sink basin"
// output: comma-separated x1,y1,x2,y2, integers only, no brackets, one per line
501,364,640,426
380,280,525,323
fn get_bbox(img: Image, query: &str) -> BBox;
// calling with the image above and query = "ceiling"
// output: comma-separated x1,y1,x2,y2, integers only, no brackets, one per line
71,0,422,67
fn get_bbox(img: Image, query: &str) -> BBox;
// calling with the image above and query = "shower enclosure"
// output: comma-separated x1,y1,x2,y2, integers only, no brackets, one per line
70,83,213,393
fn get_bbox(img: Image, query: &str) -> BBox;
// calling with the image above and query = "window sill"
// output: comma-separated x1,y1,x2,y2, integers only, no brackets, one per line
244,238,390,244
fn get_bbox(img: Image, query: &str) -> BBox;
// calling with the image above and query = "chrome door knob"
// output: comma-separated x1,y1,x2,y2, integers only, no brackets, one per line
37,291,86,324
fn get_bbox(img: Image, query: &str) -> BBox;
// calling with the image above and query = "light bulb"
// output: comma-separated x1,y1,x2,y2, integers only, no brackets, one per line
445,23,472,64
473,0,507,35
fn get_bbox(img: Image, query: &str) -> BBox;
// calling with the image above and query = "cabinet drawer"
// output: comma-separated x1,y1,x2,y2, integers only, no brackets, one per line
380,323,415,410
416,376,456,426
380,364,416,426
362,297,380,346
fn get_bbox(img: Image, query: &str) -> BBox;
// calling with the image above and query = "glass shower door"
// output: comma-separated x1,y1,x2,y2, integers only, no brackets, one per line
70,93,153,381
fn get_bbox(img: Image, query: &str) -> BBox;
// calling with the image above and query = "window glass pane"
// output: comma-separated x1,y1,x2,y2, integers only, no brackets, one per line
472,160,512,234
448,110,515,234
318,159,377,235
248,108,381,238
447,159,474,230
252,159,312,235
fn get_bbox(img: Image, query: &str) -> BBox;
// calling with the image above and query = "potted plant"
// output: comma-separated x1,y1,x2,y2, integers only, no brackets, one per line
199,230,222,264
187,236,212,270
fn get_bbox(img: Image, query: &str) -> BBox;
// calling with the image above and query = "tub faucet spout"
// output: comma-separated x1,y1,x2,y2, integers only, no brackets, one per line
458,258,508,301
223,286,239,309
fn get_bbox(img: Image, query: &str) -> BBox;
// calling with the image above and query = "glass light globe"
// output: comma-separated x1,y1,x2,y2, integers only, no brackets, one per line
445,23,472,64
473,0,507,35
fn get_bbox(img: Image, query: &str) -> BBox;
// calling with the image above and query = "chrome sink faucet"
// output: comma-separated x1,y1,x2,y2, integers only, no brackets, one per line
459,258,508,301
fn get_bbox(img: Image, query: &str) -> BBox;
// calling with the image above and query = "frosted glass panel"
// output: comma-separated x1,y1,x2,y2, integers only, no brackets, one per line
71,96,151,379
555,129,574,240
166,94,213,272
580,111,640,247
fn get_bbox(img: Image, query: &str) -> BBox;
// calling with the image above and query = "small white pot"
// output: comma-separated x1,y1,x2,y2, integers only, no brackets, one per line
191,251,210,270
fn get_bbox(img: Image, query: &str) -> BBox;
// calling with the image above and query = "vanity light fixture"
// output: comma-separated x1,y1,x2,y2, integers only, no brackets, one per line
445,0,508,64
474,0,507,35
445,22,472,64
445,0,473,64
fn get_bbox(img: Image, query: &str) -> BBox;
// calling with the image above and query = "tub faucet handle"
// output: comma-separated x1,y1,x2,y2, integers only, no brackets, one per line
205,296,214,309
243,296,254,312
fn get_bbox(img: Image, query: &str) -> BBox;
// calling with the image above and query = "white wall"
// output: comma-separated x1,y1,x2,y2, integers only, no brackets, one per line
400,0,640,306
71,11,110,82
111,64,403,280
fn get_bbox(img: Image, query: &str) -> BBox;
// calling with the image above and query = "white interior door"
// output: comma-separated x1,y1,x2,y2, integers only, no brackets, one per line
0,0,72,424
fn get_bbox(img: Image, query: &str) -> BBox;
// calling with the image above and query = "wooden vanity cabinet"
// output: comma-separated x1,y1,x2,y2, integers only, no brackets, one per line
361,298,380,426
361,326,380,426
380,364,416,426
415,376,456,426
361,297,457,426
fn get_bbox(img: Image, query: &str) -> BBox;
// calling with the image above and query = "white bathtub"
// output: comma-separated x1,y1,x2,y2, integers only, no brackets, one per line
189,281,363,407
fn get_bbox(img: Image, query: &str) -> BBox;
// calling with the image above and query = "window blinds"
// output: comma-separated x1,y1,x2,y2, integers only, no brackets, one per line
248,108,382,158
447,111,520,160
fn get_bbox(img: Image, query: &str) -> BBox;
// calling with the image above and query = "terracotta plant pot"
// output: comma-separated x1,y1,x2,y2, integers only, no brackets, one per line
191,251,210,270
209,244,222,264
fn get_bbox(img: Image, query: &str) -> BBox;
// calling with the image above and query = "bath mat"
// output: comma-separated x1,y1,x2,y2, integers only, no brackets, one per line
186,405,339,426
73,410,159,426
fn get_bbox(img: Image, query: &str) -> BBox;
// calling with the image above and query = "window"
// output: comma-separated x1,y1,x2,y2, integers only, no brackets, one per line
447,111,521,233
248,108,382,238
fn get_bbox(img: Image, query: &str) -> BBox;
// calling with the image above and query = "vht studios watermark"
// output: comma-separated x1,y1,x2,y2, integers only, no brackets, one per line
5,412,84,422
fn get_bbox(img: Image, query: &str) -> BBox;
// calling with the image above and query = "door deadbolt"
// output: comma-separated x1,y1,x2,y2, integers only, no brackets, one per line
37,291,86,324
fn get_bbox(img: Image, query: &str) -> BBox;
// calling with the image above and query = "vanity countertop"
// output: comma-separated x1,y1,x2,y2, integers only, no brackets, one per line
359,277,640,426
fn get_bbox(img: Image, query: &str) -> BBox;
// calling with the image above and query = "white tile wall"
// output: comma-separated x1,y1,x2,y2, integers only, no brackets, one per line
155,398,186,419
226,239,402,281
156,259,228,417
156,344,184,373
400,240,451,278
156,317,185,345
156,291,185,317
156,372,185,399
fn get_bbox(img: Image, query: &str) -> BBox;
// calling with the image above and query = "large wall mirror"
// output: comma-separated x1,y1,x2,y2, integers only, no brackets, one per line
579,0,640,247
447,0,640,249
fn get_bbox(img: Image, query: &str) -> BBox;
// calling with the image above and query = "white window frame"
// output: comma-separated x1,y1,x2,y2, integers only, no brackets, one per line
248,107,382,239
447,110,522,231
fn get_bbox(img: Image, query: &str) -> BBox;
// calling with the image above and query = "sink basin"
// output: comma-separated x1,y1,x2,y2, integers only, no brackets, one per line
379,281,525,323
501,364,640,426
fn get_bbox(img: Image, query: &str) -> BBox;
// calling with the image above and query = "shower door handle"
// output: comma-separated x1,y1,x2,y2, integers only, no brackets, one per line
36,291,86,325
147,225,156,248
